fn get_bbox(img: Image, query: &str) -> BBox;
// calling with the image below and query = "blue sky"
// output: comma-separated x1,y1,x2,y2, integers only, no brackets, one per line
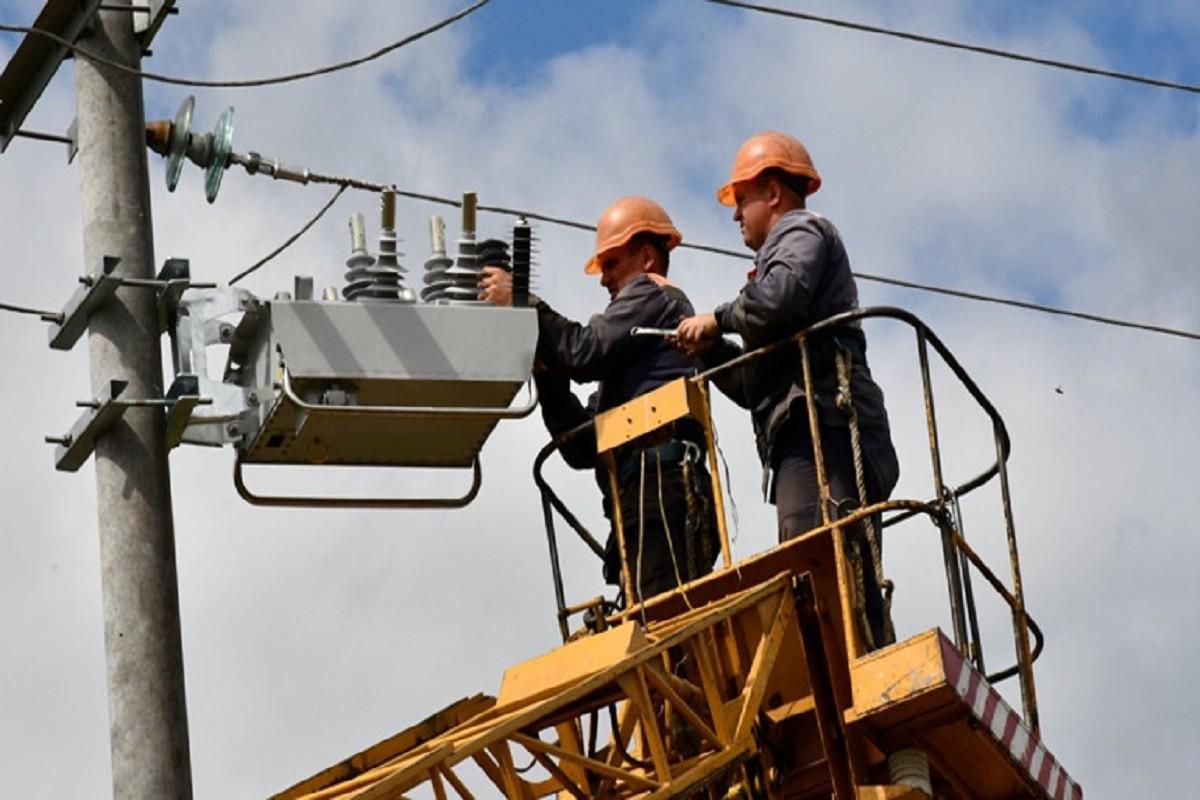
451,0,1200,139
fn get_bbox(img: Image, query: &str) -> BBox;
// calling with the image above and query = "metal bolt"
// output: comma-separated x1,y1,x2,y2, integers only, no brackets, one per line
226,424,239,435
219,326,232,342
247,392,258,404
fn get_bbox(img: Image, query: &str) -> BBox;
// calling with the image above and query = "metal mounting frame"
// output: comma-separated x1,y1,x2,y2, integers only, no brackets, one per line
47,256,217,351
47,256,121,350
46,379,210,471
230,370,537,508
162,283,263,448
46,379,129,472
233,455,483,509
279,369,540,422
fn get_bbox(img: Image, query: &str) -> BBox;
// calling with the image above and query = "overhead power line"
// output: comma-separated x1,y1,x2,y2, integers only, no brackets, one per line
6,180,1197,342
229,185,347,285
0,0,488,88
849,272,1200,342
215,175,1200,343
705,0,1200,96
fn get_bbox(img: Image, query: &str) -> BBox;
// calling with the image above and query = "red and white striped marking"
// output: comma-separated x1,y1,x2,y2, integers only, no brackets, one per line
939,638,1082,800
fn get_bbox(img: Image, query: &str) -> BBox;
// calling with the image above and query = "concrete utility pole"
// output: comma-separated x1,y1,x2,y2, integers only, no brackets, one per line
73,4,192,798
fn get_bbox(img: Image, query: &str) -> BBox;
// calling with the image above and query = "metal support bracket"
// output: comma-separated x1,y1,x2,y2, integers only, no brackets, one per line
233,456,483,509
164,394,205,449
46,379,129,472
46,379,212,470
48,256,216,350
280,370,540,421
48,256,121,350
161,286,264,448
156,257,195,333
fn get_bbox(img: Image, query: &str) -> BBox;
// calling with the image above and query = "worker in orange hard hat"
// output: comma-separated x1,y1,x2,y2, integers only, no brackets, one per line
677,132,900,648
480,196,718,605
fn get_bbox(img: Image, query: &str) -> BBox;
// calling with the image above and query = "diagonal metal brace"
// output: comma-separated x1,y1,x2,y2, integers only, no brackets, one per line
48,256,121,351
47,379,130,472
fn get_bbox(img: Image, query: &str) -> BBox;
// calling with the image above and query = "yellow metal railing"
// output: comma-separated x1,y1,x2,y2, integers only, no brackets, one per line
533,306,1044,732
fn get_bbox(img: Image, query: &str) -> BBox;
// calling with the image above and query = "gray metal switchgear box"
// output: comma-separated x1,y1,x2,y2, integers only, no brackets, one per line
237,300,537,468
167,286,539,508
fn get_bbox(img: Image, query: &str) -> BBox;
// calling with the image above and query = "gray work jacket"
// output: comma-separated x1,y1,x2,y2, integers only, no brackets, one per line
534,274,702,470
707,209,899,496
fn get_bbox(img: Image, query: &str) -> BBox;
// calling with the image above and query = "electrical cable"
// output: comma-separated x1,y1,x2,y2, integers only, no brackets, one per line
304,179,1200,343
704,0,1200,96
0,300,61,322
0,0,489,88
635,452,649,627
850,271,1200,342
228,184,346,285
714,434,740,543
607,704,654,771
655,448,696,611
6,171,1197,342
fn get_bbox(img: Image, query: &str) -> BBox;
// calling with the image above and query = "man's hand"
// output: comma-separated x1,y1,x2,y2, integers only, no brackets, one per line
478,266,513,306
675,313,719,357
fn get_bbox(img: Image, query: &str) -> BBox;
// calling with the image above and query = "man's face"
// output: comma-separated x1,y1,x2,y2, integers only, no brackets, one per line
597,241,649,300
732,177,773,252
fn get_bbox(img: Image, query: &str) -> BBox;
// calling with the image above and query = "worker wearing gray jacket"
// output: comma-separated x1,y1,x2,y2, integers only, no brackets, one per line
480,196,719,605
678,132,898,646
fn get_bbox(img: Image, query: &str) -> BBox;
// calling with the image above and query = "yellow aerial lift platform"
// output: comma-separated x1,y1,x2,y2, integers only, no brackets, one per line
271,308,1082,799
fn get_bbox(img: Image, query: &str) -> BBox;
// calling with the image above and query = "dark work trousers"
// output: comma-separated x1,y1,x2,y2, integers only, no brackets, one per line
772,415,890,648
607,450,719,603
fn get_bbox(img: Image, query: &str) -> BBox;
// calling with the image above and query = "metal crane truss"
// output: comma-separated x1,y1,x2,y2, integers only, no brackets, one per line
275,573,846,800
273,562,1078,798
162,277,538,508
276,308,1083,798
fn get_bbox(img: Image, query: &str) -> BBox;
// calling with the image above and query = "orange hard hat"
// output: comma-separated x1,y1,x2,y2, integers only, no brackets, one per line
584,196,683,275
716,131,822,207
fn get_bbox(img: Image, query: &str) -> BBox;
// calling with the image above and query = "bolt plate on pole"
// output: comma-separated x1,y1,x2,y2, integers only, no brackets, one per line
47,256,121,351
164,394,203,449
50,379,129,472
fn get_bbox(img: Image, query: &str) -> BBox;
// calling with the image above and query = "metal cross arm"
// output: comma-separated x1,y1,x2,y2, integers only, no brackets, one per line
46,379,211,472
47,256,121,351
47,256,216,351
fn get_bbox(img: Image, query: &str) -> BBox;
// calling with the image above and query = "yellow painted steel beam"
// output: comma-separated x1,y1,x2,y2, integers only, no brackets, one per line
289,578,805,799
642,665,721,750
273,694,494,799
593,378,705,454
847,629,1081,800
497,622,646,709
